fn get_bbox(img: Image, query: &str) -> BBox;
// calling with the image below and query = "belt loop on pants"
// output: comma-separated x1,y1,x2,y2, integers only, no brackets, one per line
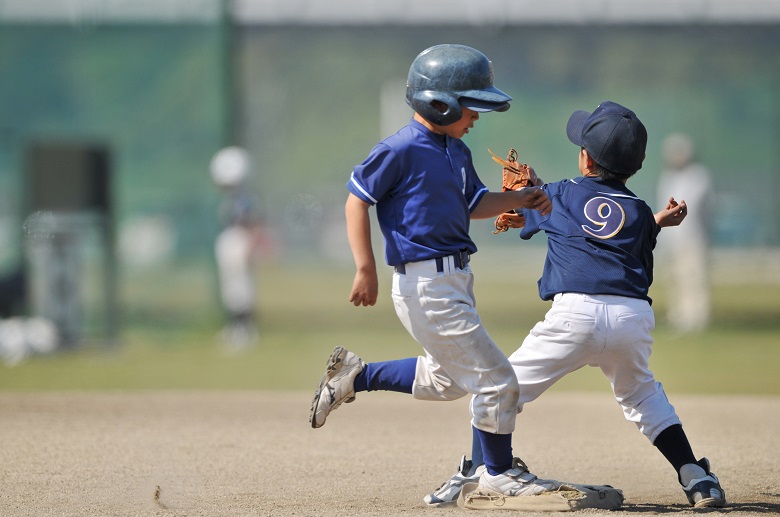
450,249,471,270
394,249,470,275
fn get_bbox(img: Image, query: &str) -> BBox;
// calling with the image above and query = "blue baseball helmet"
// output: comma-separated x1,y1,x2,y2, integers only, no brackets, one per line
406,44,512,126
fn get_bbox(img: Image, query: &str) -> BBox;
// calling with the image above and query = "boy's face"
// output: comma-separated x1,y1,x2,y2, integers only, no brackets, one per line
437,107,480,139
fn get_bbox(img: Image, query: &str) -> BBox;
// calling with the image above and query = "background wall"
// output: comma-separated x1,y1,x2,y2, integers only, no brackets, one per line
0,3,779,360
237,24,780,254
2,21,778,268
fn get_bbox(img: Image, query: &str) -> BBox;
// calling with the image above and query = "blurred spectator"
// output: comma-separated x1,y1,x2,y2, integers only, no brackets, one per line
656,133,714,332
210,146,262,350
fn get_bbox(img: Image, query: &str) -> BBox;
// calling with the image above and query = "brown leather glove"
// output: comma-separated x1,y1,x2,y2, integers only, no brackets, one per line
489,148,539,234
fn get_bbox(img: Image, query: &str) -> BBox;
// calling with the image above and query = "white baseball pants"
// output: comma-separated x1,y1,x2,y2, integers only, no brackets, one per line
391,256,520,435
508,293,681,443
215,226,255,315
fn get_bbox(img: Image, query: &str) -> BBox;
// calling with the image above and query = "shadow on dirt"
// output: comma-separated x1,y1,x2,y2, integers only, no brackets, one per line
624,501,780,513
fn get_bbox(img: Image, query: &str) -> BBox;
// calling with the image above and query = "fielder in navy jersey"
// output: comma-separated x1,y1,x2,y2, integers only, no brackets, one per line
423,101,727,508
308,44,561,502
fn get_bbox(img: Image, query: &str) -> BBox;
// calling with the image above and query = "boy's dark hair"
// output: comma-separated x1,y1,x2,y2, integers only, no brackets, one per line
592,162,635,181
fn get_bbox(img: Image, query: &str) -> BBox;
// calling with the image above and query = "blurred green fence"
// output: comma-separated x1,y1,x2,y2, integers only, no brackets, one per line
1,11,779,341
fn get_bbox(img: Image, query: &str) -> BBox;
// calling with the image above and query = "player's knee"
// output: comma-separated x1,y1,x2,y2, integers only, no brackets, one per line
499,365,521,404
616,379,664,409
412,374,469,401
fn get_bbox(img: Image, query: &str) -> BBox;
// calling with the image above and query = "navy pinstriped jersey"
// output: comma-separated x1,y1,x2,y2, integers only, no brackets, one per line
347,119,488,266
520,176,661,303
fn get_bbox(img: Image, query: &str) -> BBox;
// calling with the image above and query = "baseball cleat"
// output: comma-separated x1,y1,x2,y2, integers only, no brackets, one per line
478,457,562,497
423,455,486,507
681,458,726,508
309,346,365,429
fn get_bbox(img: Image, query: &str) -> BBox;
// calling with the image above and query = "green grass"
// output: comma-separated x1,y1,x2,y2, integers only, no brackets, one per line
2,262,779,394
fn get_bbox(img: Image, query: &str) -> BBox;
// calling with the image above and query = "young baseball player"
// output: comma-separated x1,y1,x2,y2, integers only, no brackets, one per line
210,146,262,350
423,101,726,508
309,44,558,498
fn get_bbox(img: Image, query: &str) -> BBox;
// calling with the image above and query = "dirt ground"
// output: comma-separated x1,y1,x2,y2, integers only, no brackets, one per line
0,391,777,517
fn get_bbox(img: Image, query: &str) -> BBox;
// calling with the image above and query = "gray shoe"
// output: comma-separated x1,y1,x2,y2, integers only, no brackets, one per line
309,347,365,429
478,457,562,496
423,455,486,507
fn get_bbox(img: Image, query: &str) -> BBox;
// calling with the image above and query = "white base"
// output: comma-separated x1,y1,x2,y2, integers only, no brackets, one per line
458,482,624,511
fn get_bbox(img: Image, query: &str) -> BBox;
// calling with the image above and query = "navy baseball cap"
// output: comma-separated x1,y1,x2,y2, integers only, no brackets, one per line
566,101,647,176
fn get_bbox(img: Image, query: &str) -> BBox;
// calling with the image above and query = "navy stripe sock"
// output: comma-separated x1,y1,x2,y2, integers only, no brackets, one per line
475,427,513,475
353,357,416,394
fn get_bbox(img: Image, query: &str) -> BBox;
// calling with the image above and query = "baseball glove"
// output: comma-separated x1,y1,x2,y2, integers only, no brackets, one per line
489,148,539,234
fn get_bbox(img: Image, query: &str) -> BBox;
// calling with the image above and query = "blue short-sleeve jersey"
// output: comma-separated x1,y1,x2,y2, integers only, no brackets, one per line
520,176,661,302
347,119,488,266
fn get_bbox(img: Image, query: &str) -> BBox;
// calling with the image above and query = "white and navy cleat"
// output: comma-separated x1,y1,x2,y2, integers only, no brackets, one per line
423,455,486,507
309,346,365,429
681,458,726,508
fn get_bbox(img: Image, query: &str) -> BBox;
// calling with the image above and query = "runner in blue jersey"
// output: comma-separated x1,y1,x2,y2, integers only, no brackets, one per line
424,101,727,508
346,117,485,266
309,44,559,501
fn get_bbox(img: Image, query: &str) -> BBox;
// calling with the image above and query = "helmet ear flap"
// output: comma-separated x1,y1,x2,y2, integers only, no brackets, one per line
407,90,462,126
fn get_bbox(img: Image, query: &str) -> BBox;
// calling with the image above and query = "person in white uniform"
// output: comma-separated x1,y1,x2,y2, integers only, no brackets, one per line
210,146,261,350
656,133,715,332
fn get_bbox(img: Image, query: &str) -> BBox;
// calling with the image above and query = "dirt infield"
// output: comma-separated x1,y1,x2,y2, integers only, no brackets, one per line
1,391,778,516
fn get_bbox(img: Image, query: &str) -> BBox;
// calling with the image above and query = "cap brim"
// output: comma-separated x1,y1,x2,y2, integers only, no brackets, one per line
566,110,591,147
460,97,510,113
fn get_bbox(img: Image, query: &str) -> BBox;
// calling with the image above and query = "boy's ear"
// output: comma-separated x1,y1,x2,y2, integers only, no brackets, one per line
582,148,596,169
430,100,449,114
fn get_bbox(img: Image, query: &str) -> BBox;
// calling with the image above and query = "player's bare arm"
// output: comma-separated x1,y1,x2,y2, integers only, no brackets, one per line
471,188,552,220
655,197,688,228
345,193,379,306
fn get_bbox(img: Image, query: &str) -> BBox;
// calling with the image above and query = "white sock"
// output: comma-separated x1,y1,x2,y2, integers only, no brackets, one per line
679,463,707,486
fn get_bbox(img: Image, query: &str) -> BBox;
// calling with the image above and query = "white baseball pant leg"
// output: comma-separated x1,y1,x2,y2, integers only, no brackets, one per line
508,293,681,443
391,256,519,435
215,226,255,315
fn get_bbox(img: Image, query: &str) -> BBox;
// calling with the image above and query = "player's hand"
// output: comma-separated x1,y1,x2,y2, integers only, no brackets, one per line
655,197,687,227
349,269,378,307
517,187,552,216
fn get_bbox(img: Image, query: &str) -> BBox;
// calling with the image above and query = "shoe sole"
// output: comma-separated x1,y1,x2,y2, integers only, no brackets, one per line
423,499,457,508
693,497,727,508
309,346,347,429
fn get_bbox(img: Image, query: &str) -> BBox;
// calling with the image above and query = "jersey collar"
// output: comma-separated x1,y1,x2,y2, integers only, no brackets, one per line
572,176,639,199
409,118,448,148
